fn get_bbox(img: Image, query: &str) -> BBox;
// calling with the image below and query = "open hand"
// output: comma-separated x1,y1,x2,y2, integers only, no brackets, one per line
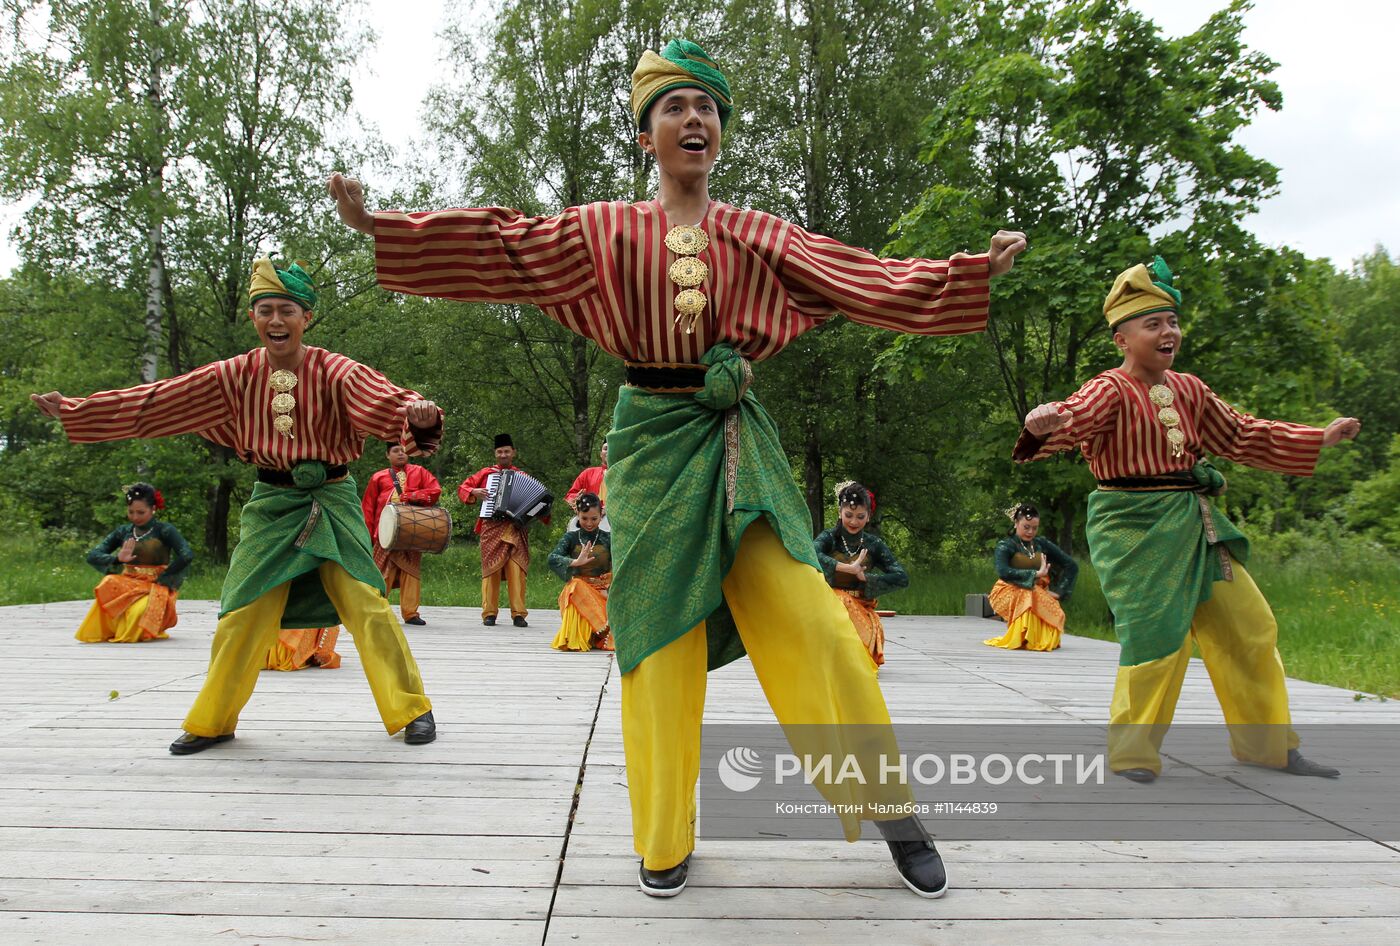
988,230,1028,278
30,392,63,418
1322,416,1360,447
1036,557,1051,578
571,541,596,568
328,173,374,235
1025,402,1071,436
117,538,137,563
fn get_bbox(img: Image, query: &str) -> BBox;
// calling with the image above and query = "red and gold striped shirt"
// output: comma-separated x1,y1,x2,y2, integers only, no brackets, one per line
58,346,442,470
1014,368,1323,479
374,200,991,364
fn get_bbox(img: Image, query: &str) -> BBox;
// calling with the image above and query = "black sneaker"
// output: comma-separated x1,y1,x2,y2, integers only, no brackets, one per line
876,817,948,898
1114,768,1157,783
169,732,234,756
405,616,427,626
513,616,529,628
1283,749,1340,778
639,856,689,897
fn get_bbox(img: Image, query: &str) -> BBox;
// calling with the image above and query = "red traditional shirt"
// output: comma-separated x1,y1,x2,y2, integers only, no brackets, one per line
362,464,444,544
564,464,606,506
1014,368,1323,478
58,346,442,470
373,200,991,365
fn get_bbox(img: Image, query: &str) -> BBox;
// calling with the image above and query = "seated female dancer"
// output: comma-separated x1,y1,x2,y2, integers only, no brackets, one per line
813,482,908,668
76,482,193,643
266,626,343,671
984,502,1078,651
548,492,613,652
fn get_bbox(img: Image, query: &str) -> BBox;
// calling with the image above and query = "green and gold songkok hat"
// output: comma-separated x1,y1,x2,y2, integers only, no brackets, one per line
631,39,734,130
1103,256,1181,328
249,257,318,310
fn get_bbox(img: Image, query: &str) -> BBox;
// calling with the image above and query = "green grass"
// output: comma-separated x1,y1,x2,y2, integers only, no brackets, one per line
5,532,1395,698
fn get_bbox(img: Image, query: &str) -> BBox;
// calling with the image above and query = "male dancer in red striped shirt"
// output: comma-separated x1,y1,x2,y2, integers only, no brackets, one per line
1016,258,1359,782
330,39,1026,899
32,259,440,753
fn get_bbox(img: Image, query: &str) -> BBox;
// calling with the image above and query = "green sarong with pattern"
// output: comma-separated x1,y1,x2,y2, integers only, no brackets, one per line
1086,481,1249,667
219,475,386,630
606,344,820,674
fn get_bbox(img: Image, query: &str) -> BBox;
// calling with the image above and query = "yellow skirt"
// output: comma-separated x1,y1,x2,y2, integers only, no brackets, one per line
552,575,613,652
75,566,177,643
984,578,1063,651
834,588,884,668
266,627,342,671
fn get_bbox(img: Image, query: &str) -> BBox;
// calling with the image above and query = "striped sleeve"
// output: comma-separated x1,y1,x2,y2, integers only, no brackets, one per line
341,361,443,457
58,361,234,443
374,206,598,308
777,222,991,335
1194,381,1323,476
1014,374,1121,462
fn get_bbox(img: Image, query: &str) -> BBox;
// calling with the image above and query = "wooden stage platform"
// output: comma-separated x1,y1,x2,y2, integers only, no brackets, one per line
1,600,1396,944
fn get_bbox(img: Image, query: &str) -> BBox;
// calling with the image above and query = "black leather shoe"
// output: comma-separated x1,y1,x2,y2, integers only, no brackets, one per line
482,615,496,626
405,616,427,626
1283,749,1340,778
1115,768,1157,783
639,855,689,897
513,616,529,627
169,732,234,755
876,817,947,898
404,711,436,745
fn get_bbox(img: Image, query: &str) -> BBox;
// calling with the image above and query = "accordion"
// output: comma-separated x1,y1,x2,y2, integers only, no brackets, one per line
479,470,553,526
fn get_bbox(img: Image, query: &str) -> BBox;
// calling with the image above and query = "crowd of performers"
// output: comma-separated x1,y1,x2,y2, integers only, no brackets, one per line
33,36,1363,903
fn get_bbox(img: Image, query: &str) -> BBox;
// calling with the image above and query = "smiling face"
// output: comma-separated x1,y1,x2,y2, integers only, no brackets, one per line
127,499,154,527
638,88,722,183
494,445,516,467
578,507,602,532
1114,311,1181,373
249,297,312,359
840,504,869,534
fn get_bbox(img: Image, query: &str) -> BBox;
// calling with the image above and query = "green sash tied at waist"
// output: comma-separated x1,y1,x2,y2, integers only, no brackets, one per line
607,344,820,674
220,466,386,629
1086,461,1248,667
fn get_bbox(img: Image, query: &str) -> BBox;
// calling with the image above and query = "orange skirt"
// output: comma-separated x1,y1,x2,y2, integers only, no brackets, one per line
984,578,1064,651
552,575,613,652
75,565,178,643
834,588,885,668
266,627,343,671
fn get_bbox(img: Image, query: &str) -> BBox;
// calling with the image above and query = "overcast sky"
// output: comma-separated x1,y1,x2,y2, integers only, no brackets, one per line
2,0,1394,273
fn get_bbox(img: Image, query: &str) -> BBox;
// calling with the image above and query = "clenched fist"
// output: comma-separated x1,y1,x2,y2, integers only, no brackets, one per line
1024,402,1071,436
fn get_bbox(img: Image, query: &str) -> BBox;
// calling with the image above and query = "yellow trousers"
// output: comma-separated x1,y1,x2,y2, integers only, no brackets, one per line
182,561,431,738
384,565,421,621
481,559,527,618
1108,557,1298,773
622,520,912,870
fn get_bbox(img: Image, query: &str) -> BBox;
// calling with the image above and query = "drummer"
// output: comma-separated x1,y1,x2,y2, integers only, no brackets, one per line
565,440,608,510
458,433,547,628
363,442,443,626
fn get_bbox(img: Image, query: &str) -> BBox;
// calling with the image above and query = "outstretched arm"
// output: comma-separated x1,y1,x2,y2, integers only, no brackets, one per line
1013,375,1120,463
1197,381,1356,476
32,361,234,444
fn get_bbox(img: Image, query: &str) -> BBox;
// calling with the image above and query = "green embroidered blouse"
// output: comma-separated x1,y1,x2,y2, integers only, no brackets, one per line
992,534,1078,602
813,528,909,601
86,520,194,590
548,528,613,580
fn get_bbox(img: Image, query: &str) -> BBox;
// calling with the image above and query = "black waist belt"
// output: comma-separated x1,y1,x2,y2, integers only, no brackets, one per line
1096,472,1200,492
624,361,707,393
257,464,348,486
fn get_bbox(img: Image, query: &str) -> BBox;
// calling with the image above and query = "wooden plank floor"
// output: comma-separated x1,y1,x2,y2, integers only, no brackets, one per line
0,600,1396,945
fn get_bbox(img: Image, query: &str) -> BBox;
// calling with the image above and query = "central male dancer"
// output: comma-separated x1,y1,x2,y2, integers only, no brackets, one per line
331,39,1024,898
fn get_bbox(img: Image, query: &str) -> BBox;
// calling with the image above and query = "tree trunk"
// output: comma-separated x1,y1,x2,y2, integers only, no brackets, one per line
1055,493,1076,556
204,445,237,562
141,35,167,384
570,333,590,466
